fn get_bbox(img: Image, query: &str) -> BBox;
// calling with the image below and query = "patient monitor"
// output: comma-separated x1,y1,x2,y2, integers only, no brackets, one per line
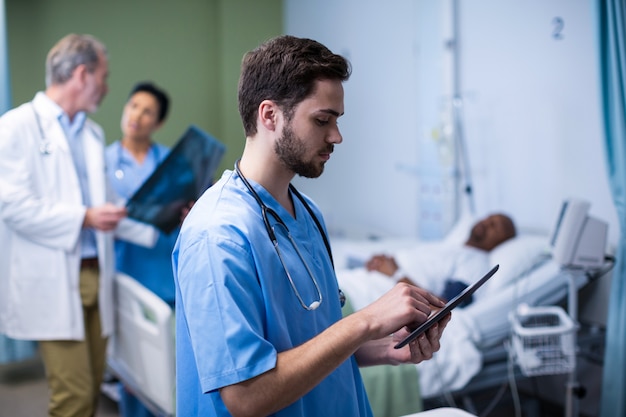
550,198,608,268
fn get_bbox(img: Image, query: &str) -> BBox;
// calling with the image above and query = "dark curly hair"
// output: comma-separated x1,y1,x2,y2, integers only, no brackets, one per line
129,81,170,123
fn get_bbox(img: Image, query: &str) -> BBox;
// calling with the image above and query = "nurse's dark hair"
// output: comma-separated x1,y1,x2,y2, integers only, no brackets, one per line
238,35,351,137
129,81,170,123
45,33,107,87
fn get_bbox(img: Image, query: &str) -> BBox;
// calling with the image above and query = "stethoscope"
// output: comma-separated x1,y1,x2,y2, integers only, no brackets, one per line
32,104,54,155
235,160,344,311
32,103,100,155
113,142,161,180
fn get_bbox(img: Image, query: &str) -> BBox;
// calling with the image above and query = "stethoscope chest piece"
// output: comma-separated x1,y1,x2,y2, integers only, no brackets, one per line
39,141,53,155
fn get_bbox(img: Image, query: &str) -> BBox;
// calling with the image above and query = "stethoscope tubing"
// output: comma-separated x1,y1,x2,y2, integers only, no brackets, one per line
235,159,332,310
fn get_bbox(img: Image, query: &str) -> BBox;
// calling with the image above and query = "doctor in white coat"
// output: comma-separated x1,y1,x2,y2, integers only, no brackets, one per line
0,33,155,417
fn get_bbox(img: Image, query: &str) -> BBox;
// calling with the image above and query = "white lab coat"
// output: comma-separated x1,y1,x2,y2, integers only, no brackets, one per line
0,92,156,341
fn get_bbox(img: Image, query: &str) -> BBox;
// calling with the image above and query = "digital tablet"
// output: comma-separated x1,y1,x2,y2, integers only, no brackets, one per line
394,264,499,349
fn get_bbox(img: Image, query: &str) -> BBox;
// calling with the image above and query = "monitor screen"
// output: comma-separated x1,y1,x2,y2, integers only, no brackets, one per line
549,198,608,267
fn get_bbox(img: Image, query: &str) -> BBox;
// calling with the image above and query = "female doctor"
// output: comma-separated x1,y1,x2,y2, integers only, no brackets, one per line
106,81,181,417
106,81,179,307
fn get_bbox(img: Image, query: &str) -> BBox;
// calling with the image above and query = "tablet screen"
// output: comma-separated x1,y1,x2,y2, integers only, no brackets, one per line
394,264,499,349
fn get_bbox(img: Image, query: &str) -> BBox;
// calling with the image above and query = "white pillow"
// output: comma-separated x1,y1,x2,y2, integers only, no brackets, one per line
484,234,551,295
442,212,477,246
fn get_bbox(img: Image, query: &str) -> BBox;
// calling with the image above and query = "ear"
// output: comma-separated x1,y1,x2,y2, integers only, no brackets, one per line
72,63,89,86
258,100,280,132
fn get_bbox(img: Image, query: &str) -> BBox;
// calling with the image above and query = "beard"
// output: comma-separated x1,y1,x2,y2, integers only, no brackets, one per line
274,123,333,179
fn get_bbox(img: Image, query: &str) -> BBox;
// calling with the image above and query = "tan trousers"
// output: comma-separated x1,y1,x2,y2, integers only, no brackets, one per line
39,265,108,417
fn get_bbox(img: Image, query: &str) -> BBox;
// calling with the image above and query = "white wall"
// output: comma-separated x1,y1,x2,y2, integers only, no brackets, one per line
285,0,619,247
285,0,425,239
458,0,618,244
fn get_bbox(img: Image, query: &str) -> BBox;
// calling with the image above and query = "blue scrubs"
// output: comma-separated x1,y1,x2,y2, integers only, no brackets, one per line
105,141,178,305
173,169,372,417
105,141,179,417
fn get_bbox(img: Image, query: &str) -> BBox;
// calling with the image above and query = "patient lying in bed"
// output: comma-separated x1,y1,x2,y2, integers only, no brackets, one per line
336,213,554,402
340,213,516,312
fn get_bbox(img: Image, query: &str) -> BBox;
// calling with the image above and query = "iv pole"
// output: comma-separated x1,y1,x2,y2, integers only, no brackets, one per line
449,0,475,217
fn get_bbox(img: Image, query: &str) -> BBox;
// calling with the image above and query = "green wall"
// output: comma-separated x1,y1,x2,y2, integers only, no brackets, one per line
5,0,283,174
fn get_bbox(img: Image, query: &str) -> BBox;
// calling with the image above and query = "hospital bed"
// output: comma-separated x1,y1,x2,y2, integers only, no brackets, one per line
332,215,610,414
107,273,175,417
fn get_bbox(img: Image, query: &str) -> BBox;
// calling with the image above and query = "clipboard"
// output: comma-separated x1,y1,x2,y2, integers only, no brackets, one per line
394,264,500,349
126,125,226,234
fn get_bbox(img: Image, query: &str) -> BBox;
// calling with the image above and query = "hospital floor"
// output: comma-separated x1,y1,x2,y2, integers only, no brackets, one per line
0,356,120,417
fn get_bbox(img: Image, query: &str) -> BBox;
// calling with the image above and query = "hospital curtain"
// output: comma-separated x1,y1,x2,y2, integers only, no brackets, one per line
0,0,39,364
598,0,626,416
0,0,10,113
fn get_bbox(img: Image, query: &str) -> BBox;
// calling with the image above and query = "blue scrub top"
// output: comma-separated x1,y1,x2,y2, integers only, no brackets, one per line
173,169,372,417
105,141,179,305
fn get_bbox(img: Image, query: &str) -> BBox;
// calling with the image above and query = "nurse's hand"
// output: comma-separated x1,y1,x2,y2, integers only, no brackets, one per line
392,313,450,364
354,307,450,367
84,203,127,231
358,282,445,339
179,200,195,224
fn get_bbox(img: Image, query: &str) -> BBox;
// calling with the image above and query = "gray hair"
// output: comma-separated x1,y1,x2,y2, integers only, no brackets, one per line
45,34,107,87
